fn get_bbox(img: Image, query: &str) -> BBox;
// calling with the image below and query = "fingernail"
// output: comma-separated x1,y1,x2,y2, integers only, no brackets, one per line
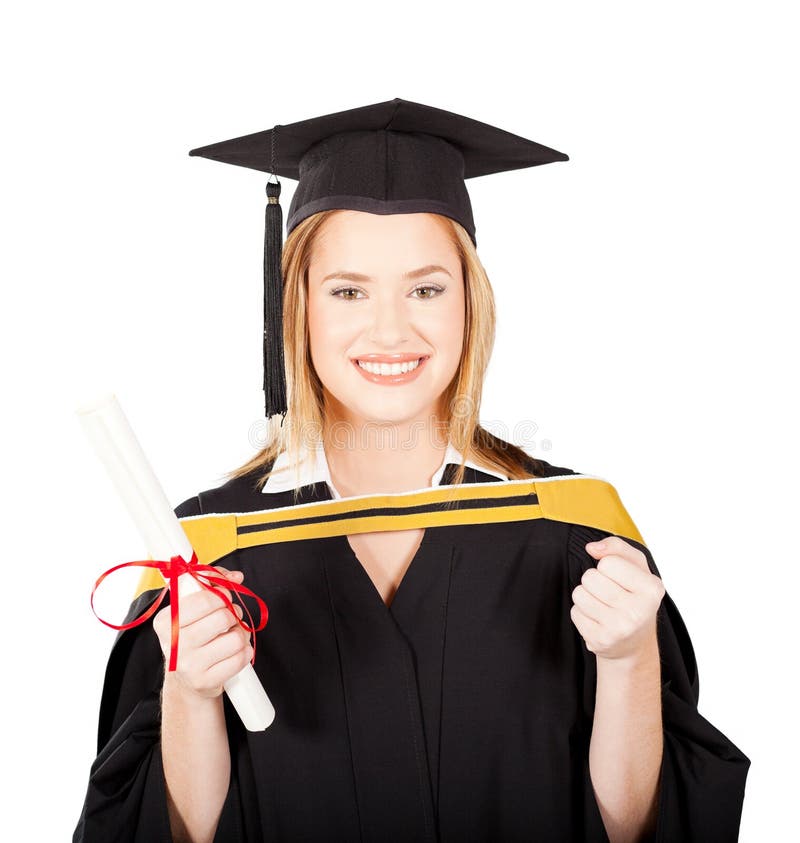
587,540,605,550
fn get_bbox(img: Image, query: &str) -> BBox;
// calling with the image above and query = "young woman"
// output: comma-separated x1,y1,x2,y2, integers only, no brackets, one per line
74,100,750,843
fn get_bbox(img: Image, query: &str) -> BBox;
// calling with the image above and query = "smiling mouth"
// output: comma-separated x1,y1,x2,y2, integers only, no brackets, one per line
354,356,428,375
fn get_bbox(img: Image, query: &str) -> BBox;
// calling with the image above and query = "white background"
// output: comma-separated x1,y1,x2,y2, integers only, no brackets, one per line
2,2,796,840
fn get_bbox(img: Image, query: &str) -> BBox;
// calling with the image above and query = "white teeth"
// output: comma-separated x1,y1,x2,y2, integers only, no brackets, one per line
357,358,424,375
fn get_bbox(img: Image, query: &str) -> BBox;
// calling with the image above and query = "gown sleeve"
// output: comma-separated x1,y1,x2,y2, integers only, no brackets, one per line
567,521,751,843
72,495,248,843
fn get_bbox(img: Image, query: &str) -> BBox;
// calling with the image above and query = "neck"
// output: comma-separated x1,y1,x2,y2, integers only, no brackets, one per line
322,417,450,497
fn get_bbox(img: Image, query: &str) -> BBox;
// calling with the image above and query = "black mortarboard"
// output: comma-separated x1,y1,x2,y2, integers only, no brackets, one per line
188,97,568,425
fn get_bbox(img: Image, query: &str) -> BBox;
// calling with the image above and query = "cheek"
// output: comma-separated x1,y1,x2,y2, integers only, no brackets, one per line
435,295,465,362
307,294,358,369
306,297,325,358
308,294,336,343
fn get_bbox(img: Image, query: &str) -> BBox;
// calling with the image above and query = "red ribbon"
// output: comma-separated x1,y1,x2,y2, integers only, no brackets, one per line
90,551,268,672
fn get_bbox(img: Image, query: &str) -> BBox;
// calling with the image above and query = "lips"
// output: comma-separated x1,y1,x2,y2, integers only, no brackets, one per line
351,354,430,384
351,354,430,364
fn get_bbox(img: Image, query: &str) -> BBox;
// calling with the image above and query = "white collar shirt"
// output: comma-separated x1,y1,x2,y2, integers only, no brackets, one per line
262,439,509,498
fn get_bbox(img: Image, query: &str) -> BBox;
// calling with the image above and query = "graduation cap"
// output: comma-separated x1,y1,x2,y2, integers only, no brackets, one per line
188,97,569,425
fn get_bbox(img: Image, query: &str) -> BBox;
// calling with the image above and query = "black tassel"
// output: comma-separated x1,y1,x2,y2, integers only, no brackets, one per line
263,177,287,424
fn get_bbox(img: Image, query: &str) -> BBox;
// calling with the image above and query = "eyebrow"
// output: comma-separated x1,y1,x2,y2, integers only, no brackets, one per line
321,264,453,284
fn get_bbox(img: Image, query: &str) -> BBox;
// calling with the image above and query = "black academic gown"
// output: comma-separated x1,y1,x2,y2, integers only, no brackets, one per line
73,458,750,842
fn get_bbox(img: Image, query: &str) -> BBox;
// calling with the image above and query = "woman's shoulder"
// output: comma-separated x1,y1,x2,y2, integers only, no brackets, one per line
174,461,325,517
520,453,580,479
470,429,579,481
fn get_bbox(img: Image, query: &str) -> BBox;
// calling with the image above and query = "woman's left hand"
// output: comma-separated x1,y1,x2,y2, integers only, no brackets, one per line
570,535,666,663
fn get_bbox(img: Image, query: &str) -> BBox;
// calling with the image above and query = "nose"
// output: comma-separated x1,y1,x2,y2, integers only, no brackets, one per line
367,296,409,347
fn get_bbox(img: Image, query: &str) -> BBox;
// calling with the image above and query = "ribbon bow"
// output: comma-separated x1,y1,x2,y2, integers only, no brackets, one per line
90,551,268,672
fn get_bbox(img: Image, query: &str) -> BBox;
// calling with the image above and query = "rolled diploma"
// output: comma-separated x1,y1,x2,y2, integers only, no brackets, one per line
75,392,275,731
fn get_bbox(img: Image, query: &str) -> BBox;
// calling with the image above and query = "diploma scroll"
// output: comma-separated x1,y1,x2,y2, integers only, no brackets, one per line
76,392,275,731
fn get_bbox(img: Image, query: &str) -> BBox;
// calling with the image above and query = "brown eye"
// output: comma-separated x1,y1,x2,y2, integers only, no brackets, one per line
331,287,363,300
413,285,444,299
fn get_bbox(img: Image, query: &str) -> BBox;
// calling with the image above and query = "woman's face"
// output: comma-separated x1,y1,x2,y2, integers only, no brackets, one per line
307,211,465,430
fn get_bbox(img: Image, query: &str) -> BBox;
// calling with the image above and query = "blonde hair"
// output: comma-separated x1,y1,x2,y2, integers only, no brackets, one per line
226,210,545,504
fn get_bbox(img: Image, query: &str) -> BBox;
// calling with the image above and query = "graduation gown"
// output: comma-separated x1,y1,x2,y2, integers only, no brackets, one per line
73,457,750,842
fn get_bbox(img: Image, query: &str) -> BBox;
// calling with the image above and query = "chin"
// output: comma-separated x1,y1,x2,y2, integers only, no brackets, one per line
349,397,433,426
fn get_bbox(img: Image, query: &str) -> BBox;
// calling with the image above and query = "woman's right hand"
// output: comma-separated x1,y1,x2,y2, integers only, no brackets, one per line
153,566,253,701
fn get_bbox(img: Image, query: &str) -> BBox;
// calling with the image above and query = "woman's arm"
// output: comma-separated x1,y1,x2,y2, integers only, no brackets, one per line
570,533,666,843
161,672,231,843
153,564,253,843
568,521,750,842
589,634,663,843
